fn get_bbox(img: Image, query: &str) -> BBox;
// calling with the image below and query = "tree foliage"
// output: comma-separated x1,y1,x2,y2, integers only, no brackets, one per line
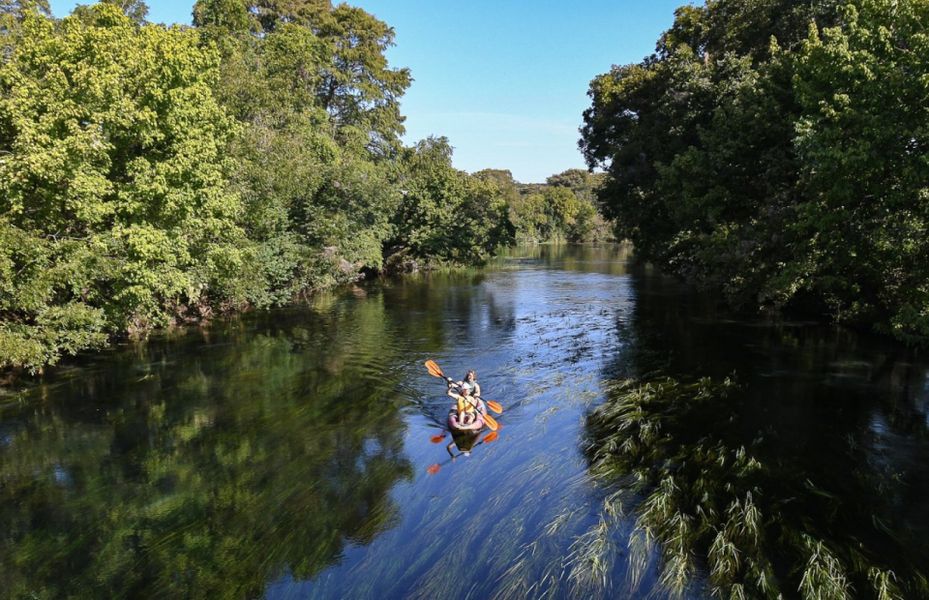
0,5,243,370
390,137,513,266
506,169,613,243
581,0,929,341
0,1,517,374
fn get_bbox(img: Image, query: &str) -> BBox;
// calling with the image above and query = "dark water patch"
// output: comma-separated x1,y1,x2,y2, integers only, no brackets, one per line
584,376,929,598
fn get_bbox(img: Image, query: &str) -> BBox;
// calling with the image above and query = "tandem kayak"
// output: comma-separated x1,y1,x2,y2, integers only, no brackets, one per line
447,409,485,432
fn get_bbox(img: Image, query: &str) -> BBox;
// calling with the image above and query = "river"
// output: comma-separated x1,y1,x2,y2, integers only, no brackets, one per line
2,245,927,599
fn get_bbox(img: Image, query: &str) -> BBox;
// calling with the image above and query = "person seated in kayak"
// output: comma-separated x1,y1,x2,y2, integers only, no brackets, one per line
463,370,481,398
447,384,485,425
445,370,482,399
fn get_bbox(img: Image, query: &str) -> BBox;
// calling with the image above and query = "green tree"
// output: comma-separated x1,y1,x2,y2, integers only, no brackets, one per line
543,186,580,240
787,0,929,338
388,137,511,265
545,169,612,242
0,0,516,375
0,0,50,18
314,4,411,155
509,192,549,242
191,0,257,33
192,0,410,156
580,0,929,339
74,0,149,23
0,5,244,370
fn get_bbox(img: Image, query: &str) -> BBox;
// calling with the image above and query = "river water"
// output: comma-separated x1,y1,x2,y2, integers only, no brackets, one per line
2,245,928,599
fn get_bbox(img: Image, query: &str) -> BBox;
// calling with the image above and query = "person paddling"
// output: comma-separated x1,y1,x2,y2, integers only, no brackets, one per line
445,369,481,398
447,380,485,426
425,359,500,432
463,370,481,398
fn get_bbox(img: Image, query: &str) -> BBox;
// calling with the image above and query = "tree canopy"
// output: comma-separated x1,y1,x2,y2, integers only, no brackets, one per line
581,0,929,341
0,0,552,374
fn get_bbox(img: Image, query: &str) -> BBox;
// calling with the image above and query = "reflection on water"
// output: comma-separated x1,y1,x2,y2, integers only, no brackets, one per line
1,300,417,598
2,244,929,599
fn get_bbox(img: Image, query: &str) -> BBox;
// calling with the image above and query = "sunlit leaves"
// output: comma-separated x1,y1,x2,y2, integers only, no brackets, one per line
0,5,241,369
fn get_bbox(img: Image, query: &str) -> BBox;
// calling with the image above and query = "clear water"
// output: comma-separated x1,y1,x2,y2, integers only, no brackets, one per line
2,245,927,598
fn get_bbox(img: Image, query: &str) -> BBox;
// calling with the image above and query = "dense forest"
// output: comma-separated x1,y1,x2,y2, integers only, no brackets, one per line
0,0,603,374
582,0,929,342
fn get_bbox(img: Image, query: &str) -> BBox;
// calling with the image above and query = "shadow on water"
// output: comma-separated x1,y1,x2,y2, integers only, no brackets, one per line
582,261,929,598
3,244,929,599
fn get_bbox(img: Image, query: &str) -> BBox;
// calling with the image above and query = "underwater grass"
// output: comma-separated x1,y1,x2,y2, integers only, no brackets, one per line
583,376,921,599
565,516,615,596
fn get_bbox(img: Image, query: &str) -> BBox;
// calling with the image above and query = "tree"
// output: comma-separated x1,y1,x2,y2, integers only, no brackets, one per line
192,0,257,33
388,137,511,264
192,0,410,155
788,0,929,338
0,0,50,18
313,4,411,155
0,4,244,370
579,0,929,335
0,0,516,375
73,0,149,23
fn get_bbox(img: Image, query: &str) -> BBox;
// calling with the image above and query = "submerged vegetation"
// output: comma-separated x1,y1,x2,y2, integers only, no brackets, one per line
0,0,609,375
583,376,928,599
581,0,929,342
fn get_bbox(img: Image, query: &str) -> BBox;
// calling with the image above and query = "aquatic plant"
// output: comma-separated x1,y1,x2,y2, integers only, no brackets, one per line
566,516,616,596
584,376,925,599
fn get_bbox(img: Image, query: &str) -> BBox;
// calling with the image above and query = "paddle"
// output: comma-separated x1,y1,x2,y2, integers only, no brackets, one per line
424,359,504,414
474,395,503,415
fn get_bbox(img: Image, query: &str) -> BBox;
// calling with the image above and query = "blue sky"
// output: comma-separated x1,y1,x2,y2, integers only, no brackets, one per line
49,1,686,182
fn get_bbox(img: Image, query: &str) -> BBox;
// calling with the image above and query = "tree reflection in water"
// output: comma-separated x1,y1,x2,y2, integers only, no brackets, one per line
1,303,414,599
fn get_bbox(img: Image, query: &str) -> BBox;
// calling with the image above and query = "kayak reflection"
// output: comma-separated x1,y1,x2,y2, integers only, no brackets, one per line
426,429,500,476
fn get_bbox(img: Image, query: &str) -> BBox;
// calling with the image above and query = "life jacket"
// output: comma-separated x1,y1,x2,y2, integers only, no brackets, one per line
457,395,477,414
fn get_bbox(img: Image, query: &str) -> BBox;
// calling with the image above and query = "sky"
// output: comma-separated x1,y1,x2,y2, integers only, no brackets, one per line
49,1,687,182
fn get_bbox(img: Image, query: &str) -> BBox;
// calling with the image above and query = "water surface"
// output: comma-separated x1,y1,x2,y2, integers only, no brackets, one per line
2,245,928,598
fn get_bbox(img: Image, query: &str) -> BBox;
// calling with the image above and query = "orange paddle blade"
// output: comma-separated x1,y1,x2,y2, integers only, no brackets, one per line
485,400,503,414
482,431,499,443
429,433,446,444
427,464,441,475
483,412,499,431
424,360,445,378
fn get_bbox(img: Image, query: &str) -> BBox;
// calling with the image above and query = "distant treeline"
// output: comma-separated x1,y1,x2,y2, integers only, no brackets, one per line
475,168,614,244
0,0,608,373
582,0,929,342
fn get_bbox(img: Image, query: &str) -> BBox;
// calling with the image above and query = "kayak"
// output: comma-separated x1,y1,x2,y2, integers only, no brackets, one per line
447,408,485,432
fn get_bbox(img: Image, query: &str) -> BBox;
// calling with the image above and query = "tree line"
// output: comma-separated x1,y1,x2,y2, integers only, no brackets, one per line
582,0,929,342
474,168,614,244
0,0,604,374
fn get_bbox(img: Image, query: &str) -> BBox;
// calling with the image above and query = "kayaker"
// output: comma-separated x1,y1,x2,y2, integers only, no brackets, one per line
447,384,485,426
445,369,482,398
463,370,481,398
